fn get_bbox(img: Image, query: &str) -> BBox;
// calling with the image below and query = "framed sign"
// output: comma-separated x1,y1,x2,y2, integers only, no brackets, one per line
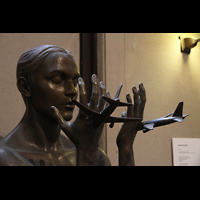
172,138,200,166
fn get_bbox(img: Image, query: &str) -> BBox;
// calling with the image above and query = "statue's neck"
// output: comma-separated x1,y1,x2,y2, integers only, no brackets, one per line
20,105,61,152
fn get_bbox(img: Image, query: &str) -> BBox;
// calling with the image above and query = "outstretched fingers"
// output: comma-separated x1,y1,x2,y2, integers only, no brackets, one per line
132,86,140,118
126,93,133,117
51,106,66,125
97,81,106,112
78,77,88,106
89,74,100,110
104,90,111,107
138,82,146,118
122,83,146,119
50,106,72,136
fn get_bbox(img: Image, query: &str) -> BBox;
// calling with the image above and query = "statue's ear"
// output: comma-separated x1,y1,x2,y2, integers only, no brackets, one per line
17,77,32,97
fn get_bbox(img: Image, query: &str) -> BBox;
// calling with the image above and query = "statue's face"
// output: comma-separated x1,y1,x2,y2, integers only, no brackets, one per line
31,52,80,121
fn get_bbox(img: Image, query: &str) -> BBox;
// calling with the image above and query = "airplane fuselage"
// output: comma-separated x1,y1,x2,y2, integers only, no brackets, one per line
135,101,189,133
137,117,178,132
93,99,120,128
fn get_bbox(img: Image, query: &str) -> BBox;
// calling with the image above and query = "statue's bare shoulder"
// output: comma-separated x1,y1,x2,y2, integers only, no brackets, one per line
0,146,31,166
0,132,77,166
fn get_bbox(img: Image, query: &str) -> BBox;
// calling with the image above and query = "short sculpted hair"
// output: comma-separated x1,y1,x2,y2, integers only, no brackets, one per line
16,45,75,102
17,44,74,81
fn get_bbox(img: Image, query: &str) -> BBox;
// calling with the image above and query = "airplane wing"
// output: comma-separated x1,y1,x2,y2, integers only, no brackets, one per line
105,116,143,128
174,117,183,123
143,123,155,130
162,112,174,118
72,99,100,118
105,116,143,123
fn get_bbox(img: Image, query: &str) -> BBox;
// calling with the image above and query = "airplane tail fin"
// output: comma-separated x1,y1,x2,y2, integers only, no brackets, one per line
172,101,183,117
118,102,133,106
172,101,190,122
102,84,132,107
102,96,118,105
102,96,132,106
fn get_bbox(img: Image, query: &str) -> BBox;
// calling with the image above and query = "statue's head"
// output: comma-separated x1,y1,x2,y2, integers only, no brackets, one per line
16,45,80,121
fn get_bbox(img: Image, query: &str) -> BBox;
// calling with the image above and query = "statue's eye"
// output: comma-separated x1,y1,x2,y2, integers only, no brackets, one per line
52,76,62,84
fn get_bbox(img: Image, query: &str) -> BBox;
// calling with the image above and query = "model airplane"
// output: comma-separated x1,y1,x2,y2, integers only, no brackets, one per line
136,101,190,133
72,84,143,129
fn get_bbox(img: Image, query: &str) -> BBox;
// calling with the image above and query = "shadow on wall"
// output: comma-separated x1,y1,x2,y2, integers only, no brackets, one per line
0,135,3,141
182,53,189,64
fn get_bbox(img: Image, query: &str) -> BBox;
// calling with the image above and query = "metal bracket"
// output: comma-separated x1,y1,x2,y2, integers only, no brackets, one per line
179,36,200,54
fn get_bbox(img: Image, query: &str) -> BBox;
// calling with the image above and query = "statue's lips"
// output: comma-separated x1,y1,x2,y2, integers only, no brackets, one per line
62,102,75,109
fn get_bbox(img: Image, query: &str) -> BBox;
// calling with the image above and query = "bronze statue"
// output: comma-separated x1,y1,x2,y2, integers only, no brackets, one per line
0,45,146,166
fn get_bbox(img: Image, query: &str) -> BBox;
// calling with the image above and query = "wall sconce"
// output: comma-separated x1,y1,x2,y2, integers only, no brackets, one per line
179,36,200,54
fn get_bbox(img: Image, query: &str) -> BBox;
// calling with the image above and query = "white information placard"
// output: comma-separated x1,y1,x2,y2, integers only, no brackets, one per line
172,138,200,166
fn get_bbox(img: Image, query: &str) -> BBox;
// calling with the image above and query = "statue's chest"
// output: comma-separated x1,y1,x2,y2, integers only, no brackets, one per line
16,150,76,166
